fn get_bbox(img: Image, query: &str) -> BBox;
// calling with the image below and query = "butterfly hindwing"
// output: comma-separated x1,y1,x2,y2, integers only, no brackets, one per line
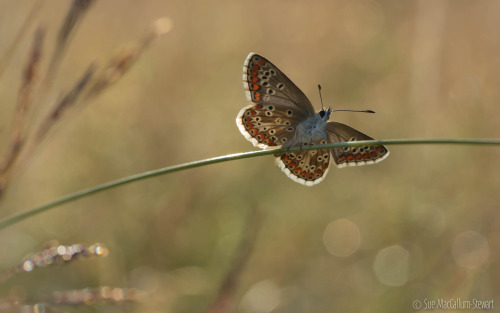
236,103,309,149
275,141,331,186
326,122,389,168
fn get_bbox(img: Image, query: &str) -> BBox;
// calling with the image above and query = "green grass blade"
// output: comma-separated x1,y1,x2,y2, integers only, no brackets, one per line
1,138,499,229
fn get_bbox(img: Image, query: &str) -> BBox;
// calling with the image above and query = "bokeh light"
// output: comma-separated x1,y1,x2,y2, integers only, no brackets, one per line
322,218,361,257
451,231,490,269
373,245,410,287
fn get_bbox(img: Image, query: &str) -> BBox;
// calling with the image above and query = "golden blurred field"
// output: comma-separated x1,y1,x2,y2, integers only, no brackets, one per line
0,1,499,312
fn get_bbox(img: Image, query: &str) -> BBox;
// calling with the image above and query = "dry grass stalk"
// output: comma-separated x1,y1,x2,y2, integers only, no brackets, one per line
0,240,108,284
84,17,173,100
47,287,146,305
0,0,44,79
0,28,45,177
206,209,262,313
45,0,96,86
34,63,97,143
0,64,96,197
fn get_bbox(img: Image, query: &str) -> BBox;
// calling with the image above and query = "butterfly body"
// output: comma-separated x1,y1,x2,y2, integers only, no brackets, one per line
237,52,389,186
291,108,331,147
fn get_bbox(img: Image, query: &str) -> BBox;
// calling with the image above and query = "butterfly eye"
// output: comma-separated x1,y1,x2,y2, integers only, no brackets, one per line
319,110,326,118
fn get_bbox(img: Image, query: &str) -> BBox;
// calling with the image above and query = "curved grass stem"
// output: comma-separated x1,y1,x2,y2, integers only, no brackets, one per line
1,138,499,229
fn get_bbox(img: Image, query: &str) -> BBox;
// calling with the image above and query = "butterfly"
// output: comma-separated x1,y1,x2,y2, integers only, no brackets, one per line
236,53,389,186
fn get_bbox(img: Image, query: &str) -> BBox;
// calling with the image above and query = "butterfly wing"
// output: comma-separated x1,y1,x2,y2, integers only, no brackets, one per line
243,53,315,115
326,122,389,168
237,103,310,149
275,140,331,186
237,52,314,149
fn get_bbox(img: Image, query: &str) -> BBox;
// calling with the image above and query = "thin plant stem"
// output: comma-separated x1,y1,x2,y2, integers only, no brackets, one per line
0,0,44,79
0,138,499,230
44,0,95,86
0,28,45,176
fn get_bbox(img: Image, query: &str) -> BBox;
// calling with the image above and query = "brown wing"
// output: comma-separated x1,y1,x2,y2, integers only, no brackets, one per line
274,140,331,186
243,52,315,116
326,122,389,168
236,103,309,149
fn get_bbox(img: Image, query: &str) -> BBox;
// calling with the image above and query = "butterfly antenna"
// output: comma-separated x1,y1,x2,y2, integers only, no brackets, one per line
318,84,324,110
318,84,374,113
332,109,375,114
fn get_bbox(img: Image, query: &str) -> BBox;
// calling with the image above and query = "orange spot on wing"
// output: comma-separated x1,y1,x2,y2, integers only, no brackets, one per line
255,92,261,101
289,162,297,169
249,109,257,115
337,156,345,163
308,173,314,178
282,155,291,164
347,155,355,161
251,83,259,91
254,104,263,109
376,146,383,152
251,76,259,83
315,169,323,175
293,168,302,174
264,139,276,146
253,64,260,70
370,151,377,157
356,154,363,160
258,59,265,65
323,163,329,170
363,154,370,159
251,70,258,76
257,134,266,141
250,128,258,136
300,171,307,178
246,122,254,129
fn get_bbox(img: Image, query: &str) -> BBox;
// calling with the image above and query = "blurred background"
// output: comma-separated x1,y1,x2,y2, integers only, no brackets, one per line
0,0,499,312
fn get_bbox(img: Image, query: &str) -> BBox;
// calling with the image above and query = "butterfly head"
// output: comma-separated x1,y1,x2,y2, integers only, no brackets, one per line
318,108,332,121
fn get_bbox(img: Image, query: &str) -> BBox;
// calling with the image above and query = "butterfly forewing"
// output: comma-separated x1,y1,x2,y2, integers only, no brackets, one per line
243,53,315,116
238,52,313,149
326,122,389,168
